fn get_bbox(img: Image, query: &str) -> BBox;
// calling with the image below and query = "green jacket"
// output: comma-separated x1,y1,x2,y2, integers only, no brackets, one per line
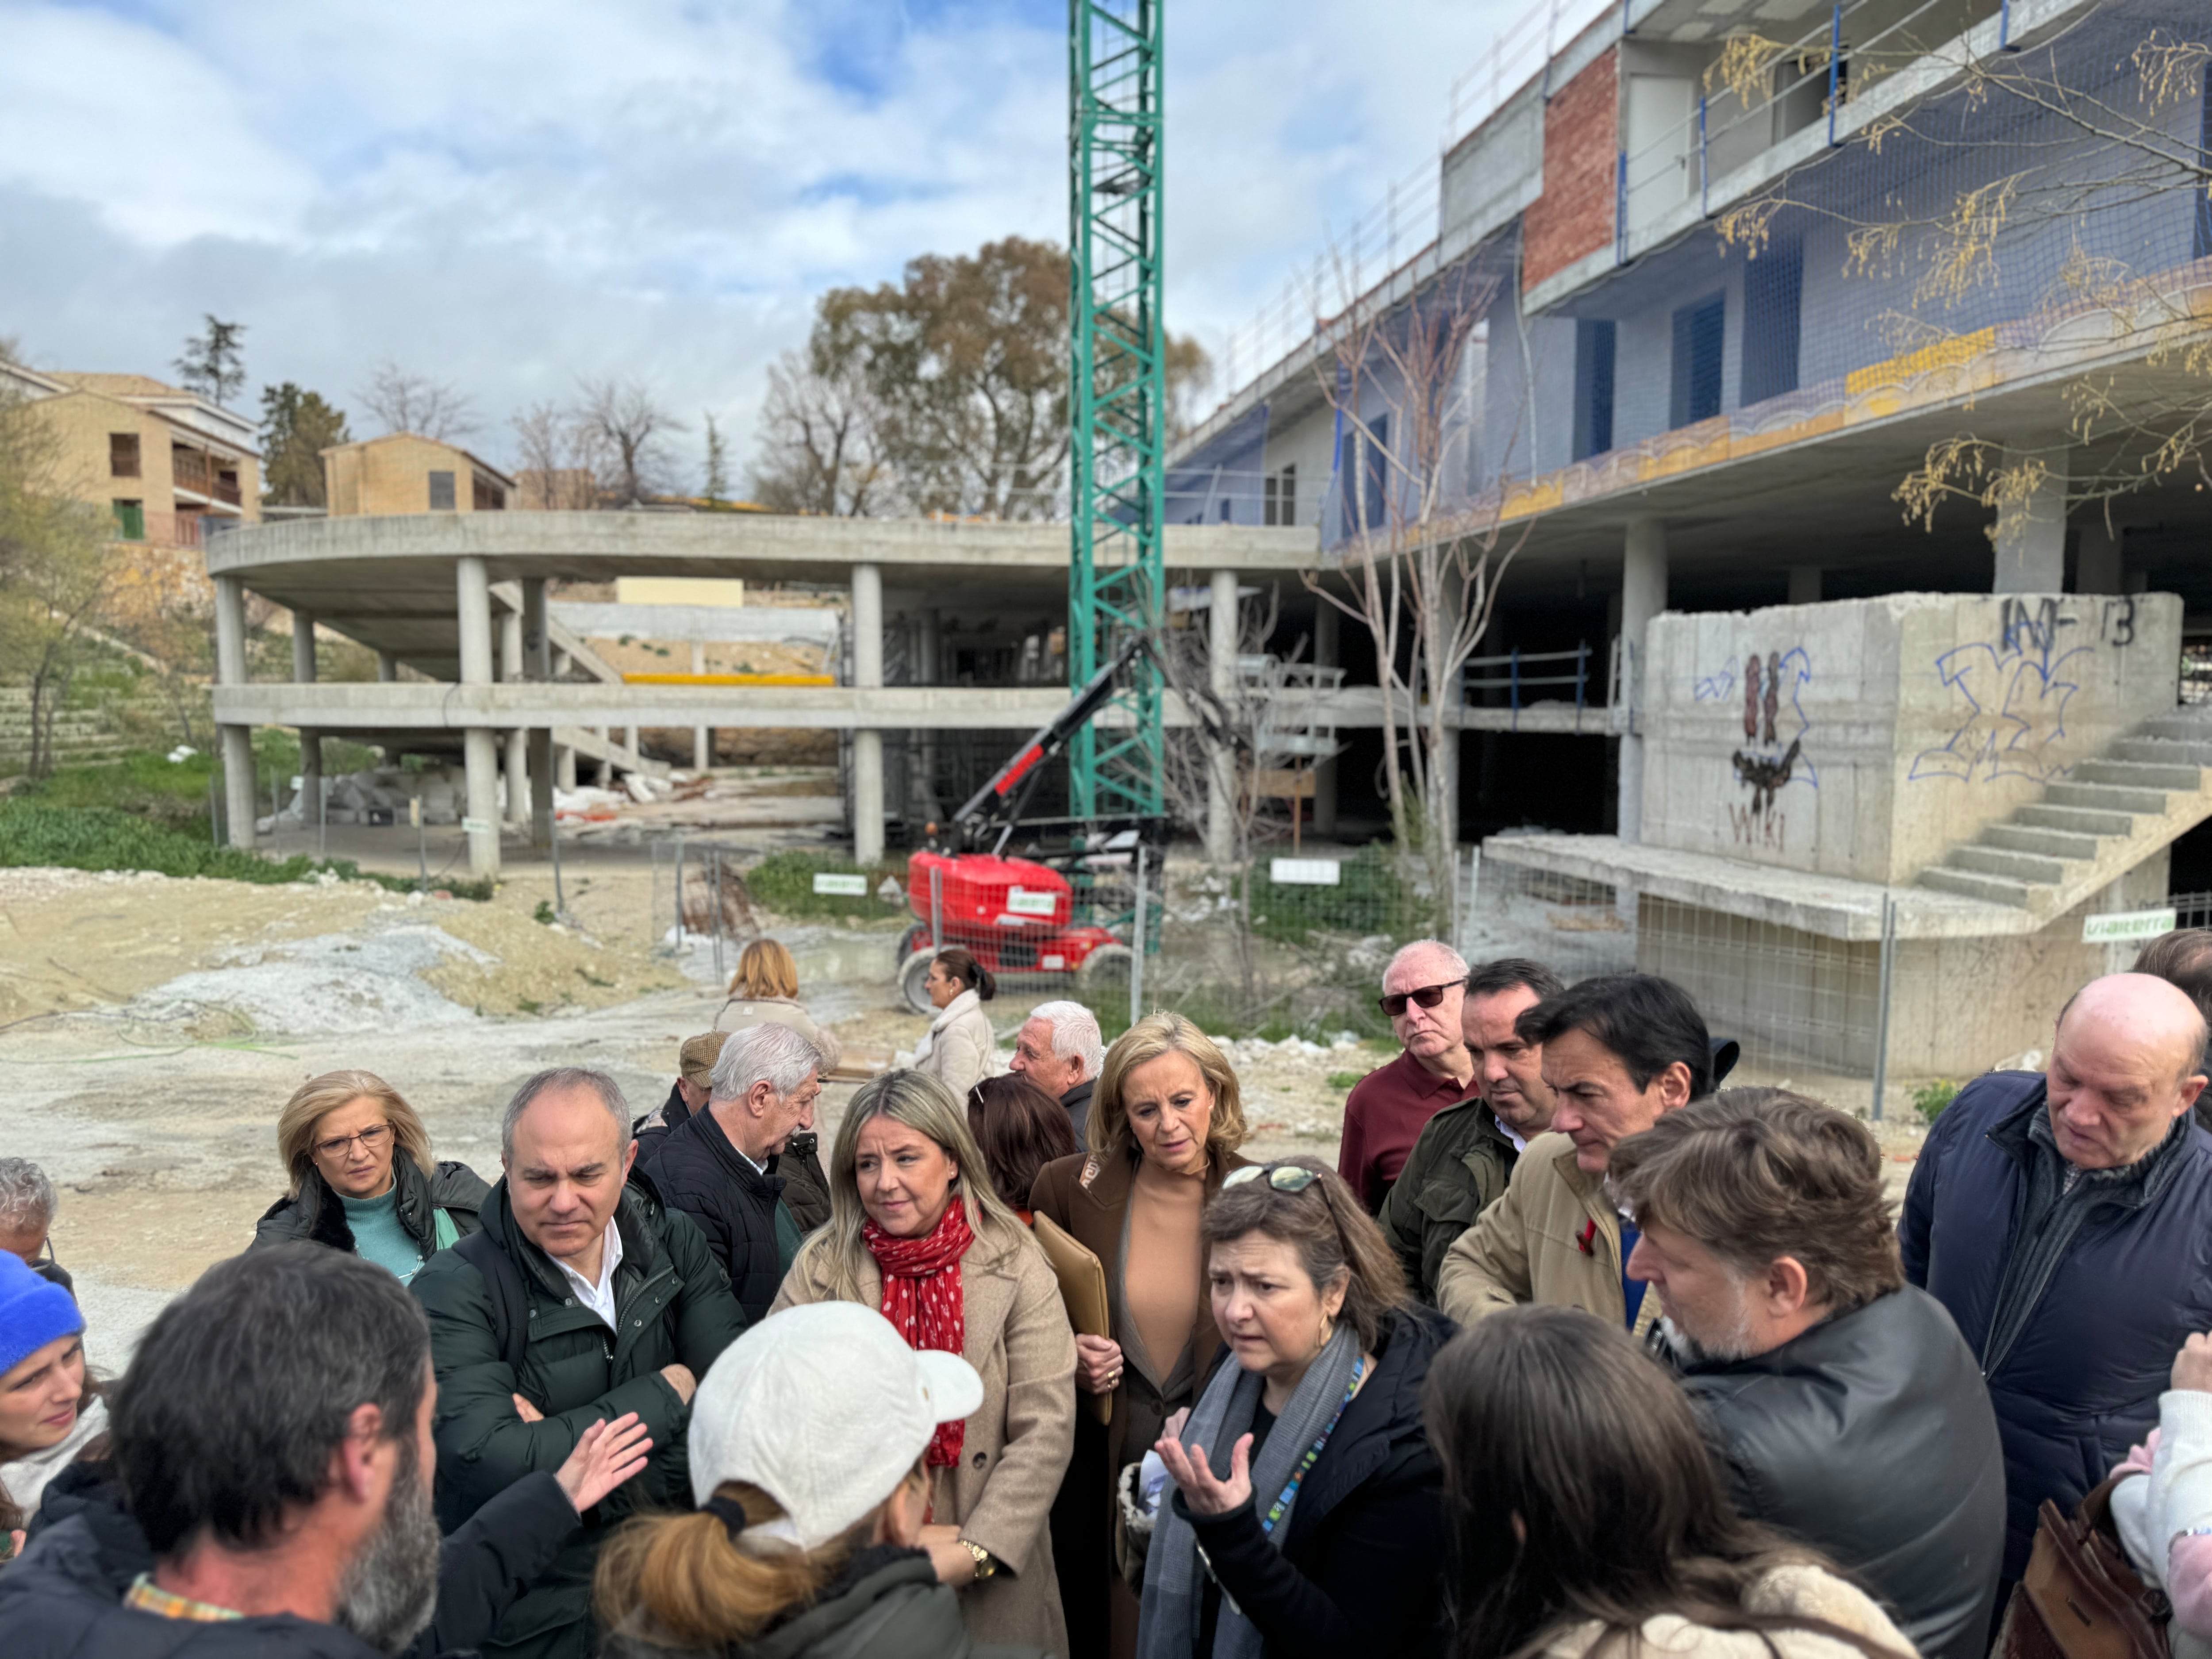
1375,1095,1521,1304
412,1174,749,1659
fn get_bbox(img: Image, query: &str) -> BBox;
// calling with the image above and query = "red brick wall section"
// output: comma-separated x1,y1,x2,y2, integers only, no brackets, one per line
1523,49,1618,291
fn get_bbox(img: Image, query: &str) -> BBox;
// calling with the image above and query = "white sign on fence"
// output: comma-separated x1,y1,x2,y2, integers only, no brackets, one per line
459,816,490,834
1006,888,1058,916
1270,858,1342,887
2082,906,2178,944
811,872,869,897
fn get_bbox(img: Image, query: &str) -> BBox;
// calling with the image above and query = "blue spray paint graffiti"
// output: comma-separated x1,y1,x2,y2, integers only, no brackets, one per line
1908,605,2086,783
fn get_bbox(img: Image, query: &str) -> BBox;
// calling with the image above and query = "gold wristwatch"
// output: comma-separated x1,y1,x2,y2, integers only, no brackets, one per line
959,1539,997,1580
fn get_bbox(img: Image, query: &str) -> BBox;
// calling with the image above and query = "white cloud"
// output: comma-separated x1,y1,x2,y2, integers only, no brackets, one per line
0,0,1526,483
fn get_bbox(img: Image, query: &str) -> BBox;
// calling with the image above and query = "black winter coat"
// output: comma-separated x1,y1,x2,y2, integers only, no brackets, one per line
252,1158,489,1261
1179,1304,1454,1659
20,1461,581,1659
1903,1070,2212,1582
411,1174,749,1659
1669,1286,2006,1659
602,1545,1042,1659
640,1105,792,1325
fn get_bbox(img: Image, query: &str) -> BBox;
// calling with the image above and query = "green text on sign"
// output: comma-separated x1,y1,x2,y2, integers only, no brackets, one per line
811,872,870,897
2082,907,2178,944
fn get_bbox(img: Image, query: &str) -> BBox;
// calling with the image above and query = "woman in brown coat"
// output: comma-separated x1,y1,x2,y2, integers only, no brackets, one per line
772,1068,1077,1657
1028,1012,1251,1659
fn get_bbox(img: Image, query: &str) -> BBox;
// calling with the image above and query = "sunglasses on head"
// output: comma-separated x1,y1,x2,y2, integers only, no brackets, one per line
1222,1162,1321,1194
1379,981,1459,1018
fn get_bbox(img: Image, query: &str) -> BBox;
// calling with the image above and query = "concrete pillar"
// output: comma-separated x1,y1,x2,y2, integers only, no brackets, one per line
1617,517,1668,846
2077,521,2124,595
505,731,530,828
851,562,884,865
455,557,499,879
596,728,612,788
292,609,319,841
522,580,553,847
691,641,711,772
501,611,524,682
1205,569,1239,865
1993,443,2067,593
213,575,257,849
917,608,942,822
376,651,397,683
1787,566,1822,605
557,744,577,792
1311,599,1339,840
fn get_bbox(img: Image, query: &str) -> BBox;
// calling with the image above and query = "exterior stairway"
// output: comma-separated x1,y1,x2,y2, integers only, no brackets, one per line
1918,707,2212,915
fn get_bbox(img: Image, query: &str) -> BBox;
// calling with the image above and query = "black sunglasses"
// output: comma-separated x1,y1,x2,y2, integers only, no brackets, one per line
1379,981,1459,1018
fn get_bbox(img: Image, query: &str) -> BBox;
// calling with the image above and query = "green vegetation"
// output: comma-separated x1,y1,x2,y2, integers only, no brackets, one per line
1247,845,1421,947
0,799,490,900
1326,1069,1373,1091
10,741,384,831
1910,1079,1960,1125
745,850,903,919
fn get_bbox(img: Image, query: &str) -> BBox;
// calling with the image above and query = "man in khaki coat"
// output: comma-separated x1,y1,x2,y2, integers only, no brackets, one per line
1436,973,1713,1334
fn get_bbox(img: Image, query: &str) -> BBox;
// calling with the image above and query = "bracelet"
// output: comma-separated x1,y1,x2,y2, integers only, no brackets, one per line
960,1539,997,1580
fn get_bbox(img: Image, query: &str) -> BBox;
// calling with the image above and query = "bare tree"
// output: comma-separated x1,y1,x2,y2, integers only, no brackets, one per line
749,341,895,515
358,361,480,442
509,401,607,509
1712,12,2212,529
1306,255,1522,938
574,376,684,507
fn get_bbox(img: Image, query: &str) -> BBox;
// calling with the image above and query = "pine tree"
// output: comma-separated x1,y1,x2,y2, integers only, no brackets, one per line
175,317,247,407
260,384,352,507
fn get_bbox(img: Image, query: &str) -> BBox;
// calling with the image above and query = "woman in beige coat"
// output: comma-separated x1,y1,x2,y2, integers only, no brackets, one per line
715,937,842,1072
1421,1306,1916,1659
913,947,998,1098
773,1068,1076,1658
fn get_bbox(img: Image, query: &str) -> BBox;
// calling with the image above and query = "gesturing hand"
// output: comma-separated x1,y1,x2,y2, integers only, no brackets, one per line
555,1413,655,1514
2174,1332,2212,1394
1156,1430,1254,1518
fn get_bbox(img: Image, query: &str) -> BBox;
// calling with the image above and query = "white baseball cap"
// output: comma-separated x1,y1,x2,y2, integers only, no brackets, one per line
687,1301,984,1550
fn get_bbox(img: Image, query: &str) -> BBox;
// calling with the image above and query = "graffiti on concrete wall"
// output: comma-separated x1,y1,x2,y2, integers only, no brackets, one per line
1696,646,1817,849
1908,599,2109,784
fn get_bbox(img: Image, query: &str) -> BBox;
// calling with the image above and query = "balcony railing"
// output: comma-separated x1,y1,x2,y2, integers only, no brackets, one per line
171,451,242,506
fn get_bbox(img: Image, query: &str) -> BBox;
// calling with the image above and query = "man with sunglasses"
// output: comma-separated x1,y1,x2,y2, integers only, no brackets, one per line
1336,941,1476,1214
1436,972,1713,1334
1377,958,1566,1302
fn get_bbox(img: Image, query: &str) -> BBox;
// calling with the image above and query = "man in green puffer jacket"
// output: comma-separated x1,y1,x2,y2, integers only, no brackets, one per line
412,1066,749,1659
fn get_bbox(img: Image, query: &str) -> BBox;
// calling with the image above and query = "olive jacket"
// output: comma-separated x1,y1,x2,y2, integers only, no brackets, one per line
772,1203,1077,1658
1434,1131,1663,1338
412,1173,749,1659
1375,1097,1519,1304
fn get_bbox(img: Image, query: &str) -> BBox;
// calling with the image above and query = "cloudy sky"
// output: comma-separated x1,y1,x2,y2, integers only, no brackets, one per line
0,0,1531,489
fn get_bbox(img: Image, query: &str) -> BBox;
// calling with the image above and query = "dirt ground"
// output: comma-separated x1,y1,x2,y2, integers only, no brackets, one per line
5,839,1928,1376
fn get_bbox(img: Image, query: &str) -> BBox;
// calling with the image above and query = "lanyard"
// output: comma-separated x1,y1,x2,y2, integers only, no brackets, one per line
1259,1356,1366,1537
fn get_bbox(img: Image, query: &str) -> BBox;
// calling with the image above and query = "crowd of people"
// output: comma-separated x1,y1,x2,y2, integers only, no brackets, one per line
6,929,2212,1659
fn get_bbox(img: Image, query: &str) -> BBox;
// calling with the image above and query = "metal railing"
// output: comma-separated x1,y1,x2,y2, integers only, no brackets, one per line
1463,642,1593,728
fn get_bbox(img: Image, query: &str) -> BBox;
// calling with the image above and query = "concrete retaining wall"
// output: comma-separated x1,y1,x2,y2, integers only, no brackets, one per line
1642,591,2181,885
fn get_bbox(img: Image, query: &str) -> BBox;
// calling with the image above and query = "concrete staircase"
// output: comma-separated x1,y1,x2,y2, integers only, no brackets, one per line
1918,707,2212,914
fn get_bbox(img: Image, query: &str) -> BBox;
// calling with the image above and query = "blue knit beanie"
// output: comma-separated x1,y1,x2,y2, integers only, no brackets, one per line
0,1250,83,1377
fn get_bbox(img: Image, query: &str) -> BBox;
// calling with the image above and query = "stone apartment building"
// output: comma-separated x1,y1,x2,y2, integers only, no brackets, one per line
321,432,514,517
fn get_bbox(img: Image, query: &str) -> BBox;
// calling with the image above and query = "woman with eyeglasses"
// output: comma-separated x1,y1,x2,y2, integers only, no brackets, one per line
1138,1158,1454,1659
250,1069,489,1283
1029,1012,1252,1659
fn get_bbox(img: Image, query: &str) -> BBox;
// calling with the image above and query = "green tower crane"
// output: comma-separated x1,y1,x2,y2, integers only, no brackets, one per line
1067,0,1165,822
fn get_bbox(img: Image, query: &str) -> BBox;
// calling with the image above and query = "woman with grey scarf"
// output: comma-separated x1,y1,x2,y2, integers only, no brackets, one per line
1136,1159,1454,1659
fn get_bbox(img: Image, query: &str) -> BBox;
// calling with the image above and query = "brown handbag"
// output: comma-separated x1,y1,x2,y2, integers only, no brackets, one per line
1998,1473,2170,1659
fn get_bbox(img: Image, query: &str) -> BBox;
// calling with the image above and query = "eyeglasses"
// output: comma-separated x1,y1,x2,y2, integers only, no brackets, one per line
315,1124,393,1160
1379,981,1459,1018
1223,1163,1320,1194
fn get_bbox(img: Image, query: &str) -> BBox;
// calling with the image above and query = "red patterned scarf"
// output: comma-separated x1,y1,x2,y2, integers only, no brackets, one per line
863,1198,975,1468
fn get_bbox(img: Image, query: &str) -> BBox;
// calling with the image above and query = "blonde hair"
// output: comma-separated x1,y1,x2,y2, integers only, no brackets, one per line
1089,1012,1248,1167
276,1071,433,1197
730,938,799,1001
594,1465,926,1650
792,1069,1032,1305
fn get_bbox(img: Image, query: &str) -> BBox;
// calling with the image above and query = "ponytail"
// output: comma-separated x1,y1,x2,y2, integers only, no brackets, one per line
934,948,996,1003
594,1463,930,1649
